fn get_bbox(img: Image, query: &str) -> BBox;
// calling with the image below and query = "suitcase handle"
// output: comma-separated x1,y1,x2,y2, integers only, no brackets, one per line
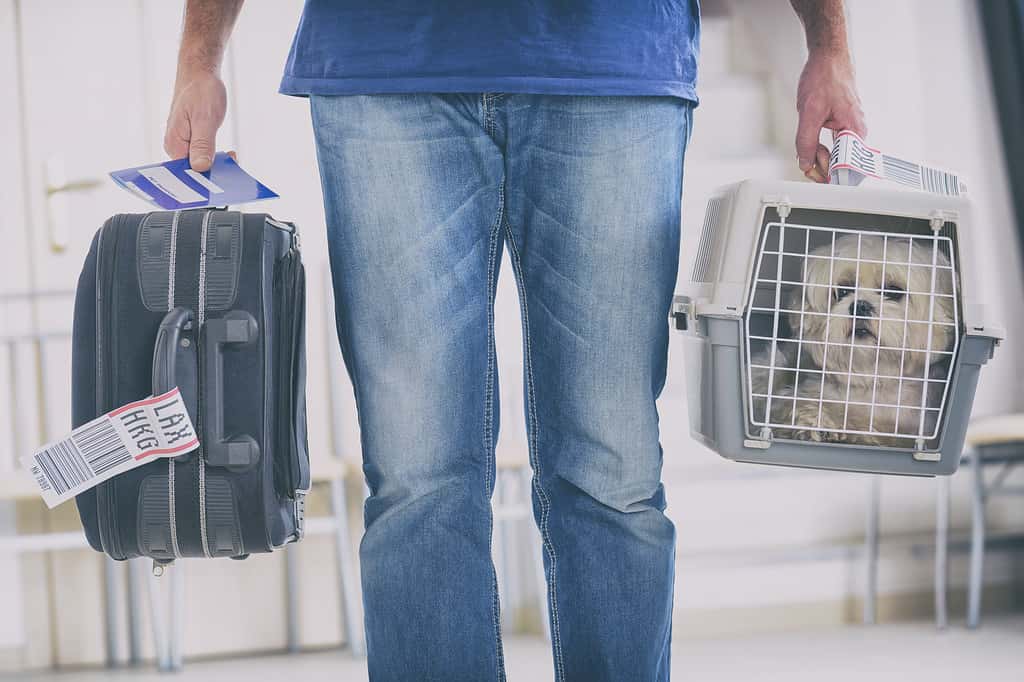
152,307,200,459
152,307,195,395
203,311,261,469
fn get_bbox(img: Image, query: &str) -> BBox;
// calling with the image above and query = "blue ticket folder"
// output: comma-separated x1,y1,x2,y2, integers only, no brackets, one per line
110,153,278,210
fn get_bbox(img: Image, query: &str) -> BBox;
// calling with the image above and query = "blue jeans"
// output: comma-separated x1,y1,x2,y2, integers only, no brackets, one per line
311,93,692,682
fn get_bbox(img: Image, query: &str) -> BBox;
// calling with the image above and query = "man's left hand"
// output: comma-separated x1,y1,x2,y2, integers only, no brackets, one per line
795,50,866,183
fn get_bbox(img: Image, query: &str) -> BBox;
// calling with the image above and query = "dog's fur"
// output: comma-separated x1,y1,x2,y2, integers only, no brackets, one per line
751,234,956,445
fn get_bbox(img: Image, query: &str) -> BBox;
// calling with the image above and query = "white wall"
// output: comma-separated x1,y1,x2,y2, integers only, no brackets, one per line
0,0,28,653
670,0,1024,622
848,0,1024,415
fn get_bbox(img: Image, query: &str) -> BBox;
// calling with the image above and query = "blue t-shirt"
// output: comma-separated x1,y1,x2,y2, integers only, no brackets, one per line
280,1,700,103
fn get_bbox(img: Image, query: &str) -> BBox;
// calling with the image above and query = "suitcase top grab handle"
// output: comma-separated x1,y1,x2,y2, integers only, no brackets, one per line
152,307,195,397
202,311,261,469
152,307,199,436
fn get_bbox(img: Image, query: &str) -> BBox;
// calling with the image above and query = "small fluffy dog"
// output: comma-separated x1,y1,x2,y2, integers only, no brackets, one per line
751,234,956,445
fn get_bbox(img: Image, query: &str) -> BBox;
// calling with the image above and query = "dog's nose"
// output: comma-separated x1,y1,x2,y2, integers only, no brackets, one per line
850,300,874,317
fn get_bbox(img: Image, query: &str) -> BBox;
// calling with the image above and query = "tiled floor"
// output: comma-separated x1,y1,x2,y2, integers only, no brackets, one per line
17,616,1024,681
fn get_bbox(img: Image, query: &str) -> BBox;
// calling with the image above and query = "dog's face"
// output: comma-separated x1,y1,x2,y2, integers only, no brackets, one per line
789,234,956,379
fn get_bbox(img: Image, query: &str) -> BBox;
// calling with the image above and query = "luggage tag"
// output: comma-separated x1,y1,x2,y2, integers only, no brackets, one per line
20,388,200,509
829,130,968,196
109,152,278,210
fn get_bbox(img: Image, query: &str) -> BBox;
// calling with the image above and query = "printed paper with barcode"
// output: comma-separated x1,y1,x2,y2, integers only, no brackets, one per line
19,388,199,508
829,130,968,196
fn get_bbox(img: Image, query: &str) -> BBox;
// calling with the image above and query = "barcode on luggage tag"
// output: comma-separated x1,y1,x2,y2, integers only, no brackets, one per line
20,387,200,508
829,130,966,196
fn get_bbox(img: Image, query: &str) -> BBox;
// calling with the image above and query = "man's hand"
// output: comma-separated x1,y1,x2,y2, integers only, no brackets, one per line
790,0,866,183
163,0,244,172
164,71,228,172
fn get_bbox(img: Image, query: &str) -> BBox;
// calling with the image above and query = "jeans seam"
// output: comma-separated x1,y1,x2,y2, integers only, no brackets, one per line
483,93,495,139
485,184,506,682
502,216,566,682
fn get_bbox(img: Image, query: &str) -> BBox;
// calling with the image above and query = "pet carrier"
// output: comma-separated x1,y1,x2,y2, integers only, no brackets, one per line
674,179,1003,476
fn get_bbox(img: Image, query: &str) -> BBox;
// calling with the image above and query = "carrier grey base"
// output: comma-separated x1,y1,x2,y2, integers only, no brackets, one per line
680,313,997,477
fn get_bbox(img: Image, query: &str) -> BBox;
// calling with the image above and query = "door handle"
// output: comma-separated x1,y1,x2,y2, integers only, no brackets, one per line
46,179,103,195
44,157,102,253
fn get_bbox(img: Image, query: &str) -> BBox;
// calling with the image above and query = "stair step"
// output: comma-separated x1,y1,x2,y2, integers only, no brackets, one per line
674,556,860,612
689,75,770,159
682,152,794,222
666,471,876,554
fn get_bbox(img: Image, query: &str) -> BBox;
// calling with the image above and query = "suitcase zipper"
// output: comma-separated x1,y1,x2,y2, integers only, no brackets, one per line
290,254,310,495
272,246,309,500
195,211,213,557
271,252,290,499
95,218,126,560
166,211,183,559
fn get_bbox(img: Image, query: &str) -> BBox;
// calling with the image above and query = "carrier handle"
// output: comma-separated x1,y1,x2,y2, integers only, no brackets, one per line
202,311,260,469
152,307,199,424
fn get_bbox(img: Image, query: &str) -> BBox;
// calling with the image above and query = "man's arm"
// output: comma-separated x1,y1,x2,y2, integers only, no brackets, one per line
789,0,866,183
164,0,244,171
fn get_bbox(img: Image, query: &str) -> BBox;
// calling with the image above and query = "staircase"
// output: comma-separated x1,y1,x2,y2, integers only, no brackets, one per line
683,0,796,261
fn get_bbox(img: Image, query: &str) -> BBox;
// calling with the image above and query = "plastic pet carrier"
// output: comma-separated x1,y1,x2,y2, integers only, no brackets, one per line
673,180,1003,476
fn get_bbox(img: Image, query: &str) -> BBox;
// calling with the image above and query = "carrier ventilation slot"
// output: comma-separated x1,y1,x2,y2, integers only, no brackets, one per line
691,196,724,283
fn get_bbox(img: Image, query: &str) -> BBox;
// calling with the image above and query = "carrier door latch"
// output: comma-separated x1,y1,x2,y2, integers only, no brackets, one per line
671,295,693,331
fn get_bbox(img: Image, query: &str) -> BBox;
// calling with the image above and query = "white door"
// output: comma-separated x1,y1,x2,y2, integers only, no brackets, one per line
0,0,34,467
0,0,30,653
18,2,152,447
17,0,239,440
15,1,166,666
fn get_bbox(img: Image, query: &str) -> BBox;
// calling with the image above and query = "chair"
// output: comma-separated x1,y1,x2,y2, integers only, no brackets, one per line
0,285,368,672
934,413,1024,629
147,456,366,672
0,300,140,667
0,472,136,664
493,450,550,640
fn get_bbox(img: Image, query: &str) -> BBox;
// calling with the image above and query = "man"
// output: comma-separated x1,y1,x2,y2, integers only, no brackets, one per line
165,2,865,679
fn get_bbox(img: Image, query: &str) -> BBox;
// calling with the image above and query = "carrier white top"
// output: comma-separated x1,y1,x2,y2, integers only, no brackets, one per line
680,179,1001,336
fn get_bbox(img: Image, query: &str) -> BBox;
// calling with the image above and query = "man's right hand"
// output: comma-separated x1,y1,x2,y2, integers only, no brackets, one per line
164,70,228,173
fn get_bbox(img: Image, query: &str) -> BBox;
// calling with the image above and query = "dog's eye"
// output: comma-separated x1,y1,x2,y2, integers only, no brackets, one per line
834,286,854,301
883,285,905,301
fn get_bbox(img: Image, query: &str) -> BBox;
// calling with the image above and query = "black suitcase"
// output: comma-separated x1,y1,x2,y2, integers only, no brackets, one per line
71,208,309,562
